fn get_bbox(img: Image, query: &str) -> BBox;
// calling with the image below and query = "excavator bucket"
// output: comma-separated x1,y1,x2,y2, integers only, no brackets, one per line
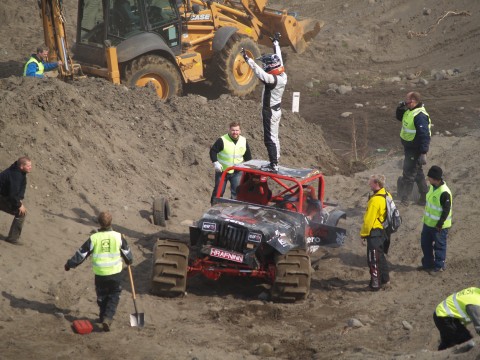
279,14,324,54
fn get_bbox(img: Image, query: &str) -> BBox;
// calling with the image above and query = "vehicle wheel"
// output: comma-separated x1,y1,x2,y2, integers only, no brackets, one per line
153,197,170,226
271,249,311,302
151,239,189,297
215,34,261,97
124,55,182,99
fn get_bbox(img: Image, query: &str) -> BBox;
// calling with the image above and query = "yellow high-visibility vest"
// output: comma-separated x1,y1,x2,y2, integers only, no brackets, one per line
400,106,431,141
217,134,247,174
90,231,123,276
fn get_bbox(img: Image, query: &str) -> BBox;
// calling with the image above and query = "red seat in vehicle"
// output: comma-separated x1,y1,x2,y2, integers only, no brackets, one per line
236,175,271,205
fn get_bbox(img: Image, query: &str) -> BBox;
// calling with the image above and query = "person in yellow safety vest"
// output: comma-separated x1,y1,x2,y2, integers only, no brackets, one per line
419,166,452,274
64,211,133,332
434,287,480,350
360,174,391,291
23,45,62,78
395,91,431,206
209,121,252,205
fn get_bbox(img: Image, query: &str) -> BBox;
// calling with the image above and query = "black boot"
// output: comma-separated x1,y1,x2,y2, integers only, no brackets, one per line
7,216,25,244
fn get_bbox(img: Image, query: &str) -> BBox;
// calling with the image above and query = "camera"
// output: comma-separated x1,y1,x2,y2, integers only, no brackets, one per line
398,101,406,107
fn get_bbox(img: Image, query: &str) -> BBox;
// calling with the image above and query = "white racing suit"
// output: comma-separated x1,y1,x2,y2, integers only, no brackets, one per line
246,41,287,166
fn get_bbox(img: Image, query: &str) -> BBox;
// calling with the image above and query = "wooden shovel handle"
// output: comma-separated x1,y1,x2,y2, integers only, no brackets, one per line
128,265,137,300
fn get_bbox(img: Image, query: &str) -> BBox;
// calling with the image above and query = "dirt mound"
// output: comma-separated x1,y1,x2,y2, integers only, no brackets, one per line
2,0,480,359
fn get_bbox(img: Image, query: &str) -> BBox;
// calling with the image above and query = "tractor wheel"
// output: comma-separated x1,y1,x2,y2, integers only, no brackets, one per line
271,249,311,302
153,197,170,227
215,34,261,97
124,55,182,99
151,239,189,297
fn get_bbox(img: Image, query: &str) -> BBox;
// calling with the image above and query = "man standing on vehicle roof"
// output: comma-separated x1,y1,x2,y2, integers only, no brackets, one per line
395,91,431,206
64,211,133,332
360,174,391,291
23,45,62,78
210,121,252,205
241,32,287,173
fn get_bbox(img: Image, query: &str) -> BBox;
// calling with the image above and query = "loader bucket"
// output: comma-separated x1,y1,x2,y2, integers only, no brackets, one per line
280,15,324,53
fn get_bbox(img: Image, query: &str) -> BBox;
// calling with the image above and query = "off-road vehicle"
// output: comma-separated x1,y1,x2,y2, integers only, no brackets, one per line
151,160,347,302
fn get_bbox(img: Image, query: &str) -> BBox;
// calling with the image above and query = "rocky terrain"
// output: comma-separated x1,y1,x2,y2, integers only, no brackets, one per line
1,0,480,359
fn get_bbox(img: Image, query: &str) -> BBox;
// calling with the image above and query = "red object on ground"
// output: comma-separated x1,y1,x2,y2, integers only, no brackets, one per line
73,319,93,334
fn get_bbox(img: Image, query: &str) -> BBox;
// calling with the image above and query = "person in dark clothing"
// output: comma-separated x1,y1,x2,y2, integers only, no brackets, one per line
360,174,391,291
0,156,32,244
420,166,452,274
434,287,480,350
210,121,252,205
395,91,431,206
23,45,62,78
242,32,286,172
64,211,133,331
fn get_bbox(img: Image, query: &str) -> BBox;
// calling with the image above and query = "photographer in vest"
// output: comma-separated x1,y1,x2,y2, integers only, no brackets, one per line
64,211,133,331
360,174,391,291
420,166,452,274
23,45,62,78
210,121,252,205
395,91,431,206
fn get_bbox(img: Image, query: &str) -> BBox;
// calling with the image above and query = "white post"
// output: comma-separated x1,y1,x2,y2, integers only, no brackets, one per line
292,92,300,113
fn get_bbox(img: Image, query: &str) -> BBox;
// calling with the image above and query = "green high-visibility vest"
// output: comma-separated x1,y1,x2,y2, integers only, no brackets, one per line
423,182,452,228
90,231,123,276
23,57,44,77
436,287,480,322
217,134,247,174
399,106,431,141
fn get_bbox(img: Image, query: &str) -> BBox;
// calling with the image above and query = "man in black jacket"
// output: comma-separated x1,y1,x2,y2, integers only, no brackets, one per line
0,156,32,244
395,91,431,206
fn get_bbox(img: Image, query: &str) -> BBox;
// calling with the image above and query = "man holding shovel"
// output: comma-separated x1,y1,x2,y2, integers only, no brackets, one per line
65,211,133,331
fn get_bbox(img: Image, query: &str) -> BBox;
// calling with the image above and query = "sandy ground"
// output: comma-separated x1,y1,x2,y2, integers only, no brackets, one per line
1,0,480,359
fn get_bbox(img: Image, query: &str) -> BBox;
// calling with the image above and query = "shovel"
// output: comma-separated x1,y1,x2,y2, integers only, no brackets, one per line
127,265,145,327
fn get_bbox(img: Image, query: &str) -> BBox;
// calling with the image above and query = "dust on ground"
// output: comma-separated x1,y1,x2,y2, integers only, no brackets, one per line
1,0,480,359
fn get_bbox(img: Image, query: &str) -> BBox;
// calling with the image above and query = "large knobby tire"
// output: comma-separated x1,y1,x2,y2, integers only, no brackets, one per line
151,239,189,297
153,197,170,227
271,249,311,302
215,34,261,97
124,55,182,99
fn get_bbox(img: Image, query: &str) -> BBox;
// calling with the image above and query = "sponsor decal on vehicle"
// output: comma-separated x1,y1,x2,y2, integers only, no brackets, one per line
210,248,244,263
202,222,217,232
248,232,262,243
190,14,211,21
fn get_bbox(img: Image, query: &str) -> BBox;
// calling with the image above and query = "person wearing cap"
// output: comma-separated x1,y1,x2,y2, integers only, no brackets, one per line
420,165,452,273
241,32,287,173
210,121,252,205
434,287,480,350
395,91,431,206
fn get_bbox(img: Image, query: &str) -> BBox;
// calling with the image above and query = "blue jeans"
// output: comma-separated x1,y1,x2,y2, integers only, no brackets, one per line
210,171,242,204
421,224,448,270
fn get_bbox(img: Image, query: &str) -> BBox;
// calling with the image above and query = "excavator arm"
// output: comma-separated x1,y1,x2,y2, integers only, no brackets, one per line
38,0,79,79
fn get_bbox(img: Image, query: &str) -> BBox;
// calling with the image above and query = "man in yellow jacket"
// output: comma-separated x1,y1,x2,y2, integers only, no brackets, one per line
434,287,480,350
360,174,391,291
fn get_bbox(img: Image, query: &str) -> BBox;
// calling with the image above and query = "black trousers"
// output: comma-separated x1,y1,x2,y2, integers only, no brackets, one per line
0,195,25,242
433,312,473,350
366,229,389,289
401,147,428,201
95,273,123,321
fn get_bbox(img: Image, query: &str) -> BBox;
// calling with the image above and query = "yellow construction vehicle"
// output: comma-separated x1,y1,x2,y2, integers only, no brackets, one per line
39,0,322,99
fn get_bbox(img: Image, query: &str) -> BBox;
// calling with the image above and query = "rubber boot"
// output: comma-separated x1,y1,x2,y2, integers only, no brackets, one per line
7,216,25,244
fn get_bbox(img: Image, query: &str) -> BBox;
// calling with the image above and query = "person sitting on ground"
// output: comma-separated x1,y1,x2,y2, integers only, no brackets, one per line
23,45,62,78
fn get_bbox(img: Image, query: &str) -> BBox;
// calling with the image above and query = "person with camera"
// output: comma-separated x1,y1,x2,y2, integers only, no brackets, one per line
395,91,431,206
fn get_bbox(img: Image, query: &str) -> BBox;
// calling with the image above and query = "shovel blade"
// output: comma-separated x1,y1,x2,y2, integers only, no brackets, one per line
130,312,145,327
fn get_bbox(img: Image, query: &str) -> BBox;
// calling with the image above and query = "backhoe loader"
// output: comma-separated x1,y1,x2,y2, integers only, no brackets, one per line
39,0,322,99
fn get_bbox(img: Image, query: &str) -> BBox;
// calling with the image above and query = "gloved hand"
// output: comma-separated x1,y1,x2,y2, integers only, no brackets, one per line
418,153,427,165
213,161,223,173
240,48,249,62
64,263,70,271
269,32,281,43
